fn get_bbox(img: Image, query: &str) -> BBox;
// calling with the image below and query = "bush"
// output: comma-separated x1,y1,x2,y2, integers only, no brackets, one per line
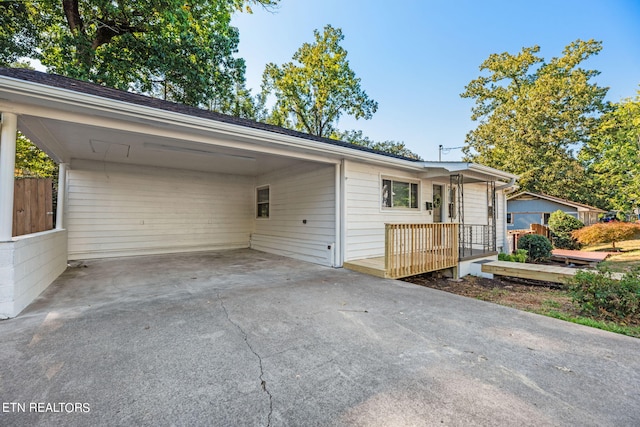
567,267,640,324
498,249,527,263
547,210,584,249
517,234,552,261
572,222,640,250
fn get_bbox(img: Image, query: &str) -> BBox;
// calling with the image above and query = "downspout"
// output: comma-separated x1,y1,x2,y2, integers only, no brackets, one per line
495,177,517,253
495,177,516,191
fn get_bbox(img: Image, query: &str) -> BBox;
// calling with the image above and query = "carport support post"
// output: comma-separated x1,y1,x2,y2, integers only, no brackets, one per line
55,163,68,230
0,112,17,241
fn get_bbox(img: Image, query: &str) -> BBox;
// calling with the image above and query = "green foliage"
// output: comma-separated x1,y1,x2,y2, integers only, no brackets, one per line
209,82,265,120
517,234,552,261
460,40,609,206
0,1,39,66
332,129,422,160
15,132,57,178
3,0,277,107
567,267,640,324
580,92,640,212
498,249,528,263
261,25,378,137
548,210,584,249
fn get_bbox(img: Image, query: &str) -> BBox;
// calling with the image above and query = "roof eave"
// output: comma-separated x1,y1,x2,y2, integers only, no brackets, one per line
0,73,426,171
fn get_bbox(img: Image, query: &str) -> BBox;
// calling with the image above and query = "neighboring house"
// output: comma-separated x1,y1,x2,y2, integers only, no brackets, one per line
0,68,517,317
507,192,605,230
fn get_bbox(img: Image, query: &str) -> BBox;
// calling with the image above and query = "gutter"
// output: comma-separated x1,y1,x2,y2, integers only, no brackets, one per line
0,75,426,171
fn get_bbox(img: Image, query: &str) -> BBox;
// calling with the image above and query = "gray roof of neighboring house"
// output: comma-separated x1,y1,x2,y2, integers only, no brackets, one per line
507,191,606,212
0,67,417,161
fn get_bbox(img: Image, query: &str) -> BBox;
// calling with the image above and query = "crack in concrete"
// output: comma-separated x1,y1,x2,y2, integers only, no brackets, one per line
218,294,273,427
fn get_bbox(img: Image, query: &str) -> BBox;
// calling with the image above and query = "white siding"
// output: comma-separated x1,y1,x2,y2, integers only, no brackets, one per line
344,160,432,261
0,230,67,318
462,182,489,224
344,160,508,263
252,163,335,266
67,160,253,259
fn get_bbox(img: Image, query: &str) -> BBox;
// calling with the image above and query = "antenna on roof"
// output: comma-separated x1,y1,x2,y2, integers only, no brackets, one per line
438,145,464,162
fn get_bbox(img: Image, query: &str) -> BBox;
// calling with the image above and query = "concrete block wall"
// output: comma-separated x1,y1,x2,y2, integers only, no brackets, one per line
0,229,68,318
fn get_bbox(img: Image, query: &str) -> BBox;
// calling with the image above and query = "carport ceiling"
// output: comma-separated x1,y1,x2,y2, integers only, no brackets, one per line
18,115,316,176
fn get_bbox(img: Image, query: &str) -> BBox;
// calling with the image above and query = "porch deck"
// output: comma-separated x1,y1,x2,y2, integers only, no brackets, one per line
343,223,500,279
343,249,496,279
344,253,458,279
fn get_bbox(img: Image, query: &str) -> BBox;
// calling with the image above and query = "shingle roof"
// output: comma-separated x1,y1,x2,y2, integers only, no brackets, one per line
0,67,419,162
507,191,606,212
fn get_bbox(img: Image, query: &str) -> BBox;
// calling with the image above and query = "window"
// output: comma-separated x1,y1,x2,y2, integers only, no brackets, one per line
256,186,270,218
382,178,419,209
507,213,513,224
543,213,551,225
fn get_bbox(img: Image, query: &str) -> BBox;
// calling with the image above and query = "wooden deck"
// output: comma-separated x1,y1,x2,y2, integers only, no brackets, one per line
344,252,459,279
550,249,611,266
344,257,388,278
481,261,623,284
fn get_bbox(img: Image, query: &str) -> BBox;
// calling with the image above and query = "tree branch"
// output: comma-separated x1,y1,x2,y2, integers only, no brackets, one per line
62,0,84,34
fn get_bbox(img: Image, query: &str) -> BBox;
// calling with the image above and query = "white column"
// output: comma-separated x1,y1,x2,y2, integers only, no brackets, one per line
0,113,17,241
56,163,68,230
334,161,342,267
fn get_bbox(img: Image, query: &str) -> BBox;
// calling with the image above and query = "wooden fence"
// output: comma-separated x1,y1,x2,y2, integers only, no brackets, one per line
531,223,551,239
508,223,551,253
13,178,54,237
385,223,458,278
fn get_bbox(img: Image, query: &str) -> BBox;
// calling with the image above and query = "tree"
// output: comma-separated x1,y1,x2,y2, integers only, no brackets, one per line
15,132,57,178
261,25,378,137
332,129,422,160
572,222,640,250
580,92,640,212
0,1,39,66
5,0,278,107
461,40,609,205
209,82,266,120
547,210,584,249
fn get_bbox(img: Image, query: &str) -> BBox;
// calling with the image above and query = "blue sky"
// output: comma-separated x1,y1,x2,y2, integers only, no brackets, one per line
232,0,640,161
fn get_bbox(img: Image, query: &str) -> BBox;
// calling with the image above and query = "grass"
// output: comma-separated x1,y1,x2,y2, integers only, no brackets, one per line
541,311,640,338
582,238,640,273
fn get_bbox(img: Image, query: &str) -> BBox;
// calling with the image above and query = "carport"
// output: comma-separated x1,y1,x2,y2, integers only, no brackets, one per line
0,68,368,317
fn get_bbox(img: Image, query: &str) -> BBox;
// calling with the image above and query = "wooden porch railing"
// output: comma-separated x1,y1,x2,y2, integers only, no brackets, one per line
385,223,459,278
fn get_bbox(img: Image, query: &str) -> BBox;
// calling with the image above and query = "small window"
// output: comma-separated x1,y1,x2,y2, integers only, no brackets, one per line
256,186,269,218
507,213,513,224
382,178,419,209
543,213,551,225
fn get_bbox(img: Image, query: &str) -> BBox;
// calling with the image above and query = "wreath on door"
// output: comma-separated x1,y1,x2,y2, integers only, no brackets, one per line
433,194,442,209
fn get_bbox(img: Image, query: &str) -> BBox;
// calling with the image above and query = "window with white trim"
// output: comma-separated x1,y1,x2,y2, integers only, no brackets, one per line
256,186,270,218
382,178,419,209
507,212,513,224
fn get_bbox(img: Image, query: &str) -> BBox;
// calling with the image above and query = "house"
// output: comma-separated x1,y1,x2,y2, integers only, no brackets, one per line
0,68,517,318
507,192,605,230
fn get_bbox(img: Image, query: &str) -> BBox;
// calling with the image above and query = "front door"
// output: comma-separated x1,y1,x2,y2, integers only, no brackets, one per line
433,185,443,223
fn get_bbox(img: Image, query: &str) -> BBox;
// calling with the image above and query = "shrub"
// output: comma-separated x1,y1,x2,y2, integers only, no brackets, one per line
572,222,640,250
517,234,552,261
567,267,640,324
498,249,528,263
547,210,584,249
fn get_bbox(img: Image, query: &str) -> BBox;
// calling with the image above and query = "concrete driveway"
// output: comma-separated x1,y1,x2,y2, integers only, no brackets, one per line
1,249,639,426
